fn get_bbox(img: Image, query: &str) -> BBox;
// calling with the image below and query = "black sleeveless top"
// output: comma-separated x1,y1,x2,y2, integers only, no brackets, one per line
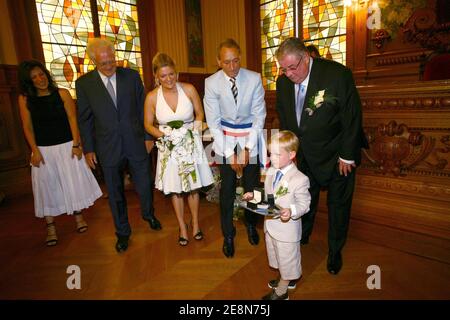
27,90,72,146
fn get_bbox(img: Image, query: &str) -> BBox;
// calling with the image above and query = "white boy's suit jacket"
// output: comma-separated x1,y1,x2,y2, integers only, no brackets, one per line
264,166,311,242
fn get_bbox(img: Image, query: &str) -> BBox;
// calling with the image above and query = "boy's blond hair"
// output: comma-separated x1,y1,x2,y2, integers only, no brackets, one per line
268,130,299,153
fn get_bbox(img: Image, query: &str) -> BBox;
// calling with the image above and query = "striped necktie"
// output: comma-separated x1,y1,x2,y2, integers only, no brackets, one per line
230,77,238,105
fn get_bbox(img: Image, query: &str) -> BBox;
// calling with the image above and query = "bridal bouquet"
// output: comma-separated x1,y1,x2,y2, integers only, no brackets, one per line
156,120,198,192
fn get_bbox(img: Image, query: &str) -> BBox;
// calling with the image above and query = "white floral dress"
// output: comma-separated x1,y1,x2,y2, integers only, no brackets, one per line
154,83,214,194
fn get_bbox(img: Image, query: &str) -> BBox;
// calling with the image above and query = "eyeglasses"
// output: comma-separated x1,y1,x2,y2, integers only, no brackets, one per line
97,60,116,68
279,55,304,74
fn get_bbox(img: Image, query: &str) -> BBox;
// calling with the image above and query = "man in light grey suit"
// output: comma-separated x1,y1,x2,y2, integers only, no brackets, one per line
204,39,266,258
76,38,162,253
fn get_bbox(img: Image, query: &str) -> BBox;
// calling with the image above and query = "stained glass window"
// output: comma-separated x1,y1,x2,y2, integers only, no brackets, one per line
96,0,142,73
260,0,346,90
303,0,346,64
260,0,295,90
35,0,142,97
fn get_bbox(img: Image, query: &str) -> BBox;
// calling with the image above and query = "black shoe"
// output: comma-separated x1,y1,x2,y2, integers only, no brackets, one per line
115,236,129,253
268,278,298,290
222,236,234,258
262,289,289,300
146,215,162,230
300,236,309,245
327,251,343,275
247,225,259,246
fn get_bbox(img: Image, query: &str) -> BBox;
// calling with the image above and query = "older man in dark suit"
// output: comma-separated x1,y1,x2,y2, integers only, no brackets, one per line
275,37,368,275
76,38,161,253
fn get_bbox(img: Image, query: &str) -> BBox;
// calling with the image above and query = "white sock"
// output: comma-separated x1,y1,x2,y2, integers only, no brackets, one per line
275,283,288,296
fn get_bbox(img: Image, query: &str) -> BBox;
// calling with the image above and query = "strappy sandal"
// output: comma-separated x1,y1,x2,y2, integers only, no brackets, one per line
194,230,203,241
178,236,189,246
46,222,58,246
74,211,88,233
178,224,189,246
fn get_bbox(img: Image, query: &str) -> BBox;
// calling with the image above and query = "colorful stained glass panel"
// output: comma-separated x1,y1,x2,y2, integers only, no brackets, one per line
96,0,142,77
36,0,95,96
260,0,295,90
36,0,142,96
260,0,347,90
302,0,346,65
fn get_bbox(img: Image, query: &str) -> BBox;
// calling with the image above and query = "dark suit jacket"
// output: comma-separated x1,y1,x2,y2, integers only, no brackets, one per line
276,58,368,185
76,67,149,167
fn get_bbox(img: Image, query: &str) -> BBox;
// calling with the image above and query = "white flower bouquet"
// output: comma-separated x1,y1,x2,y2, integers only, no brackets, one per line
156,120,199,192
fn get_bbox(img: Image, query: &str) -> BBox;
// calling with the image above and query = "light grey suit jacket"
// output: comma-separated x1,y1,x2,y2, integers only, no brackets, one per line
264,165,311,242
204,68,266,159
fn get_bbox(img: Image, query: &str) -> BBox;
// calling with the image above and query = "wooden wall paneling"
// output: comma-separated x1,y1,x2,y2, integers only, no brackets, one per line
244,0,262,73
178,72,210,99
358,1,447,84
0,0,17,65
354,80,450,263
202,0,247,73
137,0,158,91
153,0,189,72
364,49,428,83
7,0,44,63
0,65,27,169
0,65,31,197
349,5,368,83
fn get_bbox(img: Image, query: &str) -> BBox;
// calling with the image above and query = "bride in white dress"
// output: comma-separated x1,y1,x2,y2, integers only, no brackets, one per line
144,53,213,246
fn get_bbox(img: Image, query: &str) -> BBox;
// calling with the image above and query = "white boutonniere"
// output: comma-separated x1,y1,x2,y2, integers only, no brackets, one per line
305,89,337,116
275,181,289,197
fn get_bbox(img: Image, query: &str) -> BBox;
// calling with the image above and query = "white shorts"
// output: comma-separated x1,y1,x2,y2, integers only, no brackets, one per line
265,232,302,280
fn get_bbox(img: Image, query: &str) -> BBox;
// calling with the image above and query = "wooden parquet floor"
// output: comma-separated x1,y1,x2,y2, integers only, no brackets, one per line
0,189,449,300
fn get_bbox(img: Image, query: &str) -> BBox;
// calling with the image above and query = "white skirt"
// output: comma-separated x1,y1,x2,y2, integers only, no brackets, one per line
31,141,102,217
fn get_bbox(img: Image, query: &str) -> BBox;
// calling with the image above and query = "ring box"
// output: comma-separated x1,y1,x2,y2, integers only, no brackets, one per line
247,187,265,210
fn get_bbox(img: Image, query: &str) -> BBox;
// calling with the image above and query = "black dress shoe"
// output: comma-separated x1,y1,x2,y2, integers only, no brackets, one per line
247,225,259,246
268,278,298,289
262,289,289,300
115,236,129,253
222,236,234,258
146,215,162,230
327,251,343,275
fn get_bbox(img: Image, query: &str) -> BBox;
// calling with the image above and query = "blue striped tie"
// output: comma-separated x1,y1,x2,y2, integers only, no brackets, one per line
230,77,238,105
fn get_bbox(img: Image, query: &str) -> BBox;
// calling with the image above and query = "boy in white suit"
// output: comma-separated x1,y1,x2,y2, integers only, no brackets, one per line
243,130,311,300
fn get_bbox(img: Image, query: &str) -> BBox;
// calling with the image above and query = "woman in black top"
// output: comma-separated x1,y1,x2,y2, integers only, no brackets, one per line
18,60,102,246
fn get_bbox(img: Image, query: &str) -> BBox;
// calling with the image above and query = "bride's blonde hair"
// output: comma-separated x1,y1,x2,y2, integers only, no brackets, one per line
152,53,177,86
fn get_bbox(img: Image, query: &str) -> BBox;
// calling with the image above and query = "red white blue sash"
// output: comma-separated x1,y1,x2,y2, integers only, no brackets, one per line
220,120,269,168
221,120,251,137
